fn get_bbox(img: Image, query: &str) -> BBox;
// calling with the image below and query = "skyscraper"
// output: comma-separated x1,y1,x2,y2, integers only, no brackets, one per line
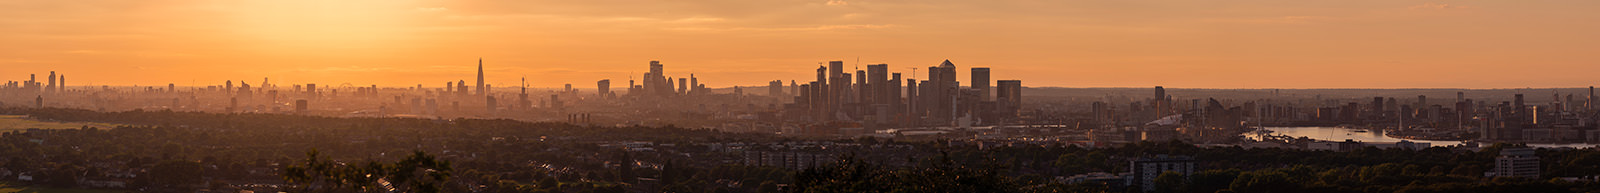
1515,94,1527,124
868,64,889,105
924,60,959,125
997,80,1023,119
457,80,468,96
598,79,611,97
1155,86,1168,118
829,61,845,117
521,78,531,109
856,69,868,105
889,73,903,125
816,66,829,121
45,71,55,93
769,80,784,99
1372,97,1385,118
476,58,486,96
678,78,688,95
690,74,699,95
906,78,919,124
666,78,675,95
972,67,990,102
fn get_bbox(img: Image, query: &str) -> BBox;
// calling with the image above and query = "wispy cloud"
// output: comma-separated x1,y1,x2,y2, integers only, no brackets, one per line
666,24,896,32
826,0,848,6
1410,3,1463,10
1200,16,1334,24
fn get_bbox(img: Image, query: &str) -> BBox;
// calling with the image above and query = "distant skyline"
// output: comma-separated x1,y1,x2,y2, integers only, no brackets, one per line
3,0,1599,88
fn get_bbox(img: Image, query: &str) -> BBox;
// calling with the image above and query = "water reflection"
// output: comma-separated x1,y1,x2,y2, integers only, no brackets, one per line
1245,127,1598,148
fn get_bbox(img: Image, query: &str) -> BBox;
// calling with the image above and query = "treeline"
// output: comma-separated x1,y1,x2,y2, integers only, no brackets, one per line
0,107,797,192
4,107,1600,193
796,141,1600,193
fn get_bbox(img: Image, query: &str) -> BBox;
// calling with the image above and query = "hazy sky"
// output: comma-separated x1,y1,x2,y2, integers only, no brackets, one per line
3,0,1597,89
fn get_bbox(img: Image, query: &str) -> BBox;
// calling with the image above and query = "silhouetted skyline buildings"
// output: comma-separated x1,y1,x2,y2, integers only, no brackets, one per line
785,59,1023,128
9,57,1600,145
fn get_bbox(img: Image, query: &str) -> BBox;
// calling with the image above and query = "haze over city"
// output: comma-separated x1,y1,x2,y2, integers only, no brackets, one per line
4,1,1600,193
5,0,1599,88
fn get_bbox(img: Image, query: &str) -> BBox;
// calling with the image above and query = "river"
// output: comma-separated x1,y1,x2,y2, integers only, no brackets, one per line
1244,127,1599,148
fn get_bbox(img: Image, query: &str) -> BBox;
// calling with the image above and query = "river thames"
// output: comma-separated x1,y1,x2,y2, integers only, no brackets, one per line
1245,127,1598,148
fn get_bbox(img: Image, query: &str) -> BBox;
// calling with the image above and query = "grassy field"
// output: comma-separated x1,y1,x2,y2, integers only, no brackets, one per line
0,115,123,132
0,182,118,193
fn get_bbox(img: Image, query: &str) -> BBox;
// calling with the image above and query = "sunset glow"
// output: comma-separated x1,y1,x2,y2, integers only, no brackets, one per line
4,0,1598,88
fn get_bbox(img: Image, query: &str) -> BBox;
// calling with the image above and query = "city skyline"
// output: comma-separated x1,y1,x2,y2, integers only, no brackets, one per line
5,0,1600,88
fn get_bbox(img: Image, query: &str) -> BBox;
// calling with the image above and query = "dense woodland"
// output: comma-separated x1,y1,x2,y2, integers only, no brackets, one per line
1,107,1599,192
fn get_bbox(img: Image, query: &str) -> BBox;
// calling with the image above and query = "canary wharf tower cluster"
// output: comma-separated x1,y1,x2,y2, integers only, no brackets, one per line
784,60,1023,131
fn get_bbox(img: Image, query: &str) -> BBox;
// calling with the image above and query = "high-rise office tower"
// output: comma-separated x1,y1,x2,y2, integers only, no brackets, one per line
889,73,904,124
45,71,55,93
1387,97,1399,112
1155,86,1168,118
451,79,464,96
598,79,611,97
856,69,869,104
868,64,889,105
769,80,784,99
799,83,812,106
520,78,531,109
842,73,854,104
790,81,799,99
678,78,687,95
307,83,318,97
1589,86,1595,113
666,78,676,95
648,61,665,96
828,61,846,116
809,81,824,120
908,78,921,122
800,84,813,117
1372,97,1385,117
226,80,234,94
924,60,959,124
997,80,1023,118
476,58,486,96
926,64,942,123
1515,94,1527,124
816,66,829,121
1565,94,1574,113
56,75,63,92
447,81,454,93
169,84,176,93
689,74,699,95
1458,92,1466,102
457,80,468,96
972,67,990,102
1417,95,1428,108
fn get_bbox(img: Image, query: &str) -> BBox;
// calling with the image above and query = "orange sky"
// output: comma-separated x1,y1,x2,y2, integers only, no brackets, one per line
2,0,1598,89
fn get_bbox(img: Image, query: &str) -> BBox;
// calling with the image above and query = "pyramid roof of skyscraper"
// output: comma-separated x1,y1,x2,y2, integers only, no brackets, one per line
940,59,955,68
